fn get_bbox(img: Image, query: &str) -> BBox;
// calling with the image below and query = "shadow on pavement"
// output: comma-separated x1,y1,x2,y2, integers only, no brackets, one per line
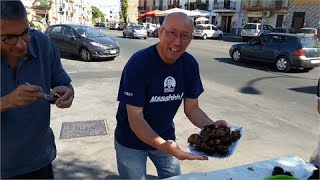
213,58,312,74
54,157,159,179
289,85,317,95
54,157,115,179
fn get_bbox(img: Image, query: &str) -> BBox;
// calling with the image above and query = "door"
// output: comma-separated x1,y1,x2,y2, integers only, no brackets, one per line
259,35,276,62
245,37,264,60
276,15,284,27
47,26,64,52
221,16,232,33
291,12,305,32
62,26,79,55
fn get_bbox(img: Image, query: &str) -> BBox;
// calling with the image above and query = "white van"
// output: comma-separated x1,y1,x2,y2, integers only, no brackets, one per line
193,24,223,40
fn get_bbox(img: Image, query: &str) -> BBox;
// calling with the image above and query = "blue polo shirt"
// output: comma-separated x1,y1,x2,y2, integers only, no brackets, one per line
115,44,204,150
1,29,71,178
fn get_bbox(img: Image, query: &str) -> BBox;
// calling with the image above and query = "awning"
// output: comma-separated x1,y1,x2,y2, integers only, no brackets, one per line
139,9,162,19
192,9,219,16
195,17,209,22
155,8,198,17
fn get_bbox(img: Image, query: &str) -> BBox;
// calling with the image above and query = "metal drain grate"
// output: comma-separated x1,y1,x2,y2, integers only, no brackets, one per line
59,120,108,139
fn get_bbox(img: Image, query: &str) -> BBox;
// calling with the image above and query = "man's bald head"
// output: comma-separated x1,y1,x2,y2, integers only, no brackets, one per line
162,12,193,29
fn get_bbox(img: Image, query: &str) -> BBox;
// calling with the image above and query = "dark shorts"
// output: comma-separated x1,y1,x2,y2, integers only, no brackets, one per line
6,163,54,179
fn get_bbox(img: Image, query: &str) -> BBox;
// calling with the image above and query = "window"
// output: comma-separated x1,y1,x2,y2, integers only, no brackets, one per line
51,26,62,34
269,35,283,46
63,27,74,36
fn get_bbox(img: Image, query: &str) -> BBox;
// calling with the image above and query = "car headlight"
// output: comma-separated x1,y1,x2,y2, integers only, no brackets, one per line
90,42,106,48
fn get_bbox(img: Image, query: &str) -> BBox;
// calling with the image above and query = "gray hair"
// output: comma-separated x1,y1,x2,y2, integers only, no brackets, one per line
162,12,193,28
1,0,27,20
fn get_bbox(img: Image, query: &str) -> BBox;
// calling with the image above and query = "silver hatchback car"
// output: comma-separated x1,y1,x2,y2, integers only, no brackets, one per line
241,23,273,41
123,25,147,39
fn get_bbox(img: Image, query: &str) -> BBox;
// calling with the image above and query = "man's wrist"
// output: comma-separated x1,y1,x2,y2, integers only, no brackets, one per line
1,96,13,112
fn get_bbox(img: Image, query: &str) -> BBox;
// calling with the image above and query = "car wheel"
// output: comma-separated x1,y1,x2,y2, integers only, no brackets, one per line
123,32,126,38
79,48,91,62
232,49,242,62
218,34,223,39
144,37,147,39
275,56,291,72
202,34,207,40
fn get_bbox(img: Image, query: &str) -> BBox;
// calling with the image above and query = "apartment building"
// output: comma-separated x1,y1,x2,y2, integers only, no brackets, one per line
22,0,92,27
284,0,320,30
241,0,289,28
123,0,139,24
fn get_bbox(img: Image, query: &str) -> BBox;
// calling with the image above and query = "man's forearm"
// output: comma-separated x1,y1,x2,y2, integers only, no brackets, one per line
186,108,214,128
129,117,167,151
1,96,12,112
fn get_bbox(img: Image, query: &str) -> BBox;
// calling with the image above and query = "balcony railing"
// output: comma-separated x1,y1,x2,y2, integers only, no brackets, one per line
212,1,236,10
242,0,287,9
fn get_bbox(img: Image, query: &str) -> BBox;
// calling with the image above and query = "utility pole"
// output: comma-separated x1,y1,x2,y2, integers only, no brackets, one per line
188,0,190,10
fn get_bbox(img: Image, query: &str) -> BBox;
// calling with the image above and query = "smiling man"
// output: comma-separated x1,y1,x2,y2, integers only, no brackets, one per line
1,1,74,178
114,12,229,179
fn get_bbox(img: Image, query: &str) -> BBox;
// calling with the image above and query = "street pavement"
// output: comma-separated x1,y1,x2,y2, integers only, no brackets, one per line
49,53,318,179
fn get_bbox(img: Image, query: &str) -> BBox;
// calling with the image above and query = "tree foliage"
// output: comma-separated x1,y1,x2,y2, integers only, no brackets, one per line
121,0,128,23
92,6,105,22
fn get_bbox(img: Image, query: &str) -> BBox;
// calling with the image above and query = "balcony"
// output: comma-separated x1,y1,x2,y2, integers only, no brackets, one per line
32,0,52,10
212,1,236,10
242,0,287,10
138,6,146,12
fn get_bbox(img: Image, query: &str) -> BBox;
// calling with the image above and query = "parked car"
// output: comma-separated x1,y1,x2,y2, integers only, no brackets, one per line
193,24,223,40
123,24,147,39
145,23,157,36
271,27,296,34
94,22,106,27
298,27,318,38
229,33,320,72
152,27,159,38
110,22,119,30
241,23,273,41
45,24,120,61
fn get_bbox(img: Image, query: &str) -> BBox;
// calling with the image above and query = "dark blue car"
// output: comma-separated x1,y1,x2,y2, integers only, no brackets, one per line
229,33,320,72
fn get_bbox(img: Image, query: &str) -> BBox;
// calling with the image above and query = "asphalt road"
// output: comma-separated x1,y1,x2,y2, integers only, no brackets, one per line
104,29,319,133
51,28,319,178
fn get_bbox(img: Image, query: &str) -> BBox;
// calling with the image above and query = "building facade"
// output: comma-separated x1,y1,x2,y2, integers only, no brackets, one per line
283,0,320,30
22,0,92,30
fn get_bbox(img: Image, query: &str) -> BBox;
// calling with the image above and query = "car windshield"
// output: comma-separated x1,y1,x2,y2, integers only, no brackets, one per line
299,28,315,34
273,28,286,33
195,25,204,30
132,25,144,30
74,26,105,37
244,24,258,29
300,37,320,48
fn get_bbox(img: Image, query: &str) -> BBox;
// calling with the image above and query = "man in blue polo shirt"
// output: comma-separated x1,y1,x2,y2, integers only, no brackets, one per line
115,12,229,179
1,1,74,178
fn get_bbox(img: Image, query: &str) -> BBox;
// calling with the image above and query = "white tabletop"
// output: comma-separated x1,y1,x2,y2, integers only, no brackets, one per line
166,155,317,180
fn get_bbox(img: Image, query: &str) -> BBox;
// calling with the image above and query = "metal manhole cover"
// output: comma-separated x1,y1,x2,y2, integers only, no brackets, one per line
59,120,108,139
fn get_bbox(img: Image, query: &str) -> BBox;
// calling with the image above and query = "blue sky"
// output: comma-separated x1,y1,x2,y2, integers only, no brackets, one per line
89,0,120,7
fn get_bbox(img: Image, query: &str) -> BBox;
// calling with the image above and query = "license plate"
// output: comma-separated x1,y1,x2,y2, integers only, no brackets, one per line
311,60,320,64
110,50,116,54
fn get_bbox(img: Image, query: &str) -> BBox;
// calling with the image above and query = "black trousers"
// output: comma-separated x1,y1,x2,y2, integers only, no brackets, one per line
7,163,54,179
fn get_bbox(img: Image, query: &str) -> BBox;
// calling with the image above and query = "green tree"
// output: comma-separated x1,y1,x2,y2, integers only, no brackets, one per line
92,6,105,22
121,0,128,23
